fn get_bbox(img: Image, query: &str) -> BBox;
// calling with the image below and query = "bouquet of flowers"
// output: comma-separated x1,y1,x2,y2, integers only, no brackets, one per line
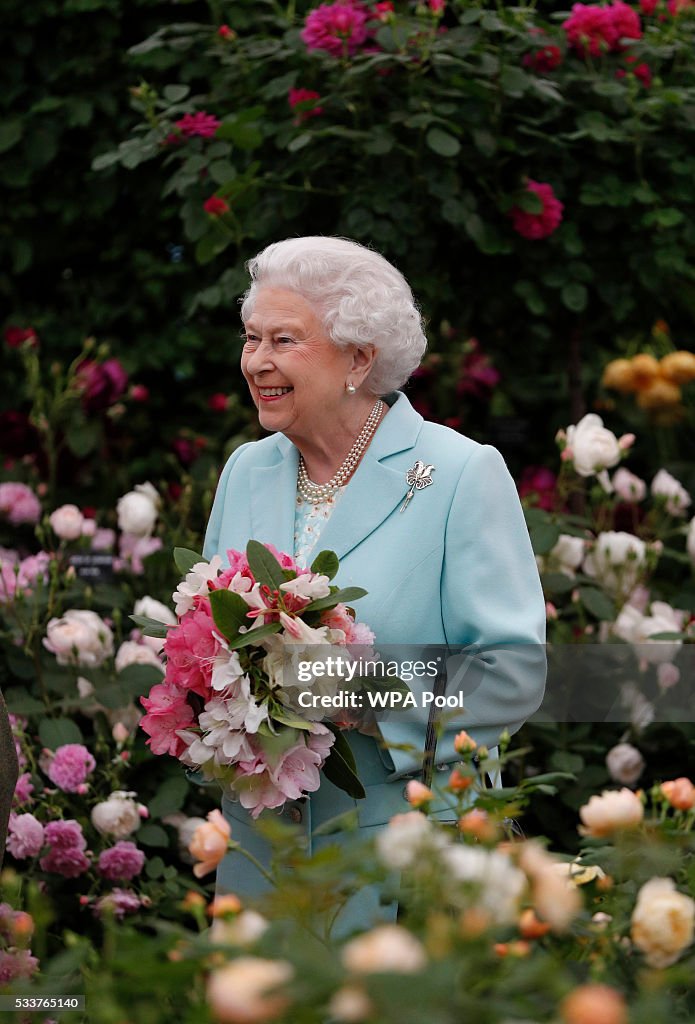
137,541,388,818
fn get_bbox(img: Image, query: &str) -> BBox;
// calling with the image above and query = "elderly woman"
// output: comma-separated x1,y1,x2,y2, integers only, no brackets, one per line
203,236,545,930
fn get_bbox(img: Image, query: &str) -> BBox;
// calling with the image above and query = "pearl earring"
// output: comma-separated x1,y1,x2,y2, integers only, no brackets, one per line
345,382,357,394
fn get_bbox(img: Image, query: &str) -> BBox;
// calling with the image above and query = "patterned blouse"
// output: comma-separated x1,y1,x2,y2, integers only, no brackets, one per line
293,485,347,568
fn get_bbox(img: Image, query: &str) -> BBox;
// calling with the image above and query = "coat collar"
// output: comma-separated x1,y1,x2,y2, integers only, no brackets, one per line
249,392,423,561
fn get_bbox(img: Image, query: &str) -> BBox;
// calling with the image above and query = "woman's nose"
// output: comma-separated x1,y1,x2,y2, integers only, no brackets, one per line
243,339,274,375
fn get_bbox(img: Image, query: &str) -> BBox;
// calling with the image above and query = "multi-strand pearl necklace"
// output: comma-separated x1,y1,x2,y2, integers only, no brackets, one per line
297,399,384,502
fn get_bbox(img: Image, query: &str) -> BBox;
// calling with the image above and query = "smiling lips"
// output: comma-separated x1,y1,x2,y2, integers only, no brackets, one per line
258,386,293,401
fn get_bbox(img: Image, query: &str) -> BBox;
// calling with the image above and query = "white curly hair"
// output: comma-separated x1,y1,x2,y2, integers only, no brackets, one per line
240,236,427,396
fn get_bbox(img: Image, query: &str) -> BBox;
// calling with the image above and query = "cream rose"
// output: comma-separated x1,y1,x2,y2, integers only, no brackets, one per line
49,504,84,540
210,910,269,948
606,743,645,787
631,877,695,968
579,788,644,837
207,957,293,1024
539,533,586,577
375,812,445,870
564,414,621,479
116,482,160,537
91,791,142,838
612,467,647,503
651,469,692,517
43,609,114,668
342,925,427,974
114,640,164,674
583,531,649,598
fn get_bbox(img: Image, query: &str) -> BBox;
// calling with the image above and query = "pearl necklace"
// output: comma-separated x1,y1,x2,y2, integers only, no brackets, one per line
297,399,384,501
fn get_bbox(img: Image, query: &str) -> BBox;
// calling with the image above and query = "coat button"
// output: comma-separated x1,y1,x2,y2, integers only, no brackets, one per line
287,806,303,824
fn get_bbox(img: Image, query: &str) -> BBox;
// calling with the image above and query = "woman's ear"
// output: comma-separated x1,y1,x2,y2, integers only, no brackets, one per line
349,344,376,388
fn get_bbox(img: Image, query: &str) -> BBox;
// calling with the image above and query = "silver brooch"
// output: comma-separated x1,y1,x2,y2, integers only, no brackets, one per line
400,460,435,512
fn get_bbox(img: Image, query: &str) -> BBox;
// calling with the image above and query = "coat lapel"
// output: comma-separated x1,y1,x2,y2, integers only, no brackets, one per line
249,439,298,555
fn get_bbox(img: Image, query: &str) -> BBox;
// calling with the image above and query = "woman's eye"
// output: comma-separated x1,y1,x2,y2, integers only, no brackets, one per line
244,335,259,345
276,337,294,345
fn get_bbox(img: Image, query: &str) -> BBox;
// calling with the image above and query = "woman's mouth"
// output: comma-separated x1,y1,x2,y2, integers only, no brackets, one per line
258,386,293,402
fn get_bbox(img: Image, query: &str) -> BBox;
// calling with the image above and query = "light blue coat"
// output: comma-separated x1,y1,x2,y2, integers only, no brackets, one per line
202,392,546,925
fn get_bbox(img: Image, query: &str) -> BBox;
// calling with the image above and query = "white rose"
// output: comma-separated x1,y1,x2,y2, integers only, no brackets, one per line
342,925,427,974
442,845,526,924
611,603,645,644
210,910,269,948
612,468,647,503
631,877,695,968
43,609,114,668
49,504,84,540
539,534,585,577
579,788,644,837
207,957,293,1024
375,811,445,870
651,469,692,518
565,413,621,478
117,482,160,537
582,531,649,598
638,601,685,665
687,517,695,565
133,596,176,653
114,640,164,674
91,792,142,838
606,743,645,786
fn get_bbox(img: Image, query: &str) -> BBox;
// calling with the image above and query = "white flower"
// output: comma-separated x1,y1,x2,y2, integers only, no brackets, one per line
583,531,649,599
49,504,84,540
279,573,331,601
116,482,160,537
631,877,695,968
327,986,373,1023
565,413,621,478
210,648,246,693
518,842,582,933
375,811,446,870
133,596,177,652
538,534,585,577
651,469,692,517
342,925,427,974
210,910,269,948
612,467,647,503
162,813,207,864
114,640,164,674
91,792,142,838
441,845,526,924
173,555,222,617
620,681,655,731
687,517,695,565
200,684,269,742
606,743,645,786
638,601,686,664
207,957,293,1024
43,609,114,668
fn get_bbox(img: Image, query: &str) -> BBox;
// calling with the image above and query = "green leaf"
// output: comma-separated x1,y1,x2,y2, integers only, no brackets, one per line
287,132,312,153
162,84,190,103
4,690,45,715
578,586,615,621
138,825,170,848
116,663,166,696
129,614,172,639
227,621,282,649
0,120,23,154
39,718,84,749
303,587,368,612
530,522,561,555
561,282,588,313
174,547,204,575
209,589,252,642
148,776,190,818
321,730,366,800
425,128,460,158
246,540,286,590
310,550,339,580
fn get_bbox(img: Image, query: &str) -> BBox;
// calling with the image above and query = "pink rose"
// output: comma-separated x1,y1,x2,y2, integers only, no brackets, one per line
174,112,221,138
46,743,96,792
140,681,196,757
511,180,564,240
0,482,41,525
49,504,84,540
301,2,369,56
6,813,45,859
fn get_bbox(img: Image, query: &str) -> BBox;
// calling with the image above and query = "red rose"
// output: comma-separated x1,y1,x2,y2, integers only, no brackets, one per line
207,393,229,412
4,326,39,349
510,180,564,240
203,196,230,217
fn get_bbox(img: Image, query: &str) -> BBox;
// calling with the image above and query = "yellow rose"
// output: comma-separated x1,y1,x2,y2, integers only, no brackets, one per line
631,877,695,968
578,788,644,837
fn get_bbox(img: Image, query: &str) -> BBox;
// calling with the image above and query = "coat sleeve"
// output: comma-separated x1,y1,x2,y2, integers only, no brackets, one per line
202,443,252,562
434,443,547,760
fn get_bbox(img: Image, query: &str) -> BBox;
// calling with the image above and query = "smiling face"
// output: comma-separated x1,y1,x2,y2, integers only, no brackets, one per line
241,287,369,449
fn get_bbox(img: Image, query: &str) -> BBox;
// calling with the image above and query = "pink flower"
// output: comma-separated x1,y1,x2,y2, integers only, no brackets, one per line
518,466,558,511
6,813,44,859
563,2,641,56
46,743,96,792
217,24,236,39
40,845,91,877
0,482,41,525
457,339,501,400
372,1,394,19
301,2,370,56
523,36,564,72
617,55,652,86
97,841,146,880
203,195,230,217
429,0,445,12
510,180,564,240
118,533,162,575
4,326,39,349
43,818,87,850
640,0,659,11
288,88,324,124
12,772,34,807
94,888,143,920
163,603,220,697
174,112,221,138
140,681,196,757
75,358,128,412
0,949,39,985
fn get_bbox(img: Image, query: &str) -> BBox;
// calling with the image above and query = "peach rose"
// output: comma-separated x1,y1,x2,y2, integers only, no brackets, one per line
342,925,427,974
661,777,695,811
631,877,695,968
561,983,627,1024
404,780,434,807
578,788,644,837
207,957,293,1023
189,809,232,878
